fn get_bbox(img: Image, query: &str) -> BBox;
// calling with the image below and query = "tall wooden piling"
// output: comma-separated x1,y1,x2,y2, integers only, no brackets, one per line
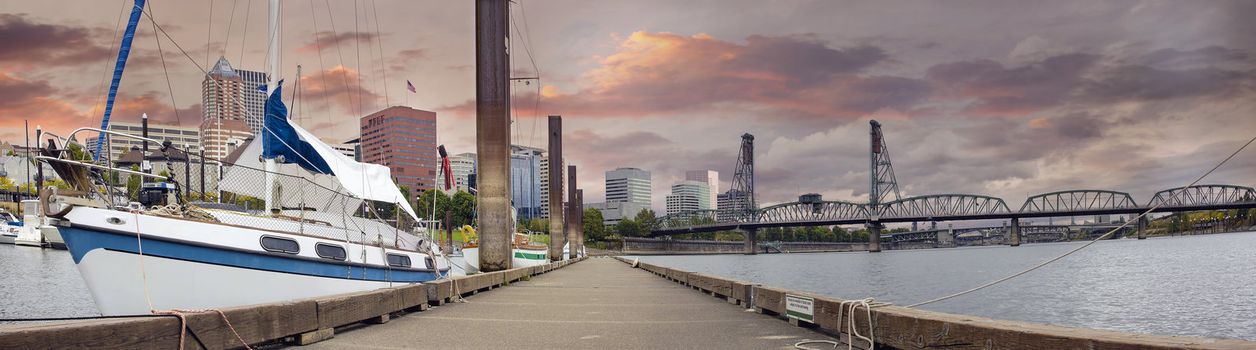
475,0,511,271
547,116,566,261
567,165,578,259
575,189,584,257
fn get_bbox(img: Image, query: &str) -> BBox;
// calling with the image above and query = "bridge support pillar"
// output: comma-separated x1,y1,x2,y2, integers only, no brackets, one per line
867,222,882,252
1009,218,1021,247
1137,216,1148,239
743,228,758,255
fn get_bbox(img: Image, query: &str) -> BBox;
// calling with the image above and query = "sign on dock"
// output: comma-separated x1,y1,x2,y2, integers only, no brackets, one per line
785,294,814,323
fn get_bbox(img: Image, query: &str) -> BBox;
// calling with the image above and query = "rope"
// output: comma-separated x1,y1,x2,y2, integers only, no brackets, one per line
792,298,888,350
907,133,1256,308
151,309,253,350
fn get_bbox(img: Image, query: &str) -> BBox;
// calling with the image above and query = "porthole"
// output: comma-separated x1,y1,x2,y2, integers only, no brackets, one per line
386,253,412,268
260,236,299,254
315,243,347,261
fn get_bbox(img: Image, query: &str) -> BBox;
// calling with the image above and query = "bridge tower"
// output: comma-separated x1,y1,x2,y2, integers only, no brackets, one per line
867,120,901,252
732,133,758,254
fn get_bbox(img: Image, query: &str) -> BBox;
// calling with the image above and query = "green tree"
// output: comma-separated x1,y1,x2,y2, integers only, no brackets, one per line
614,218,643,237
583,208,606,241
527,217,549,233
449,190,476,228
415,189,451,221
634,209,658,232
126,165,142,200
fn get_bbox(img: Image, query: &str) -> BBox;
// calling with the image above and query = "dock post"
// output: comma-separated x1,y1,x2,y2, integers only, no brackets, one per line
568,165,578,259
574,189,584,258
744,228,758,255
1009,217,1021,246
475,0,512,272
548,116,566,262
1137,216,1148,239
867,222,882,252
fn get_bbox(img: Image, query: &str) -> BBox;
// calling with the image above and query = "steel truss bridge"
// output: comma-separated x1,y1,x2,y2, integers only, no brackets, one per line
650,121,1256,252
651,186,1256,235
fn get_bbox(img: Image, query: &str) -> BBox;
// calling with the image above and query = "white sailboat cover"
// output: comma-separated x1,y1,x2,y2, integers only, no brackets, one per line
219,82,418,220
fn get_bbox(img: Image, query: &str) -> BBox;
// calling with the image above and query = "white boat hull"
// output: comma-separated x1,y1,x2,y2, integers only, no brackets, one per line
76,247,397,315
0,234,14,244
60,207,450,316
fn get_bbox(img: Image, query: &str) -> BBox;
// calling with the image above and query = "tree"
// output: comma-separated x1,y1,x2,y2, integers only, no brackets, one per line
0,176,14,191
615,218,644,237
449,190,476,228
831,226,850,242
415,189,451,221
126,165,142,200
634,209,658,231
583,208,606,241
527,217,549,233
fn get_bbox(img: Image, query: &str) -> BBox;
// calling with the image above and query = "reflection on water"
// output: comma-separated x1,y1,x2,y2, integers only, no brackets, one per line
636,232,1256,340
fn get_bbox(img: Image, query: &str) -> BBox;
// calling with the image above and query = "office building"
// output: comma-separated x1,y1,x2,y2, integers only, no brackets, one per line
435,152,477,193
605,167,652,206
685,170,718,210
201,57,266,159
86,120,200,161
717,189,753,221
539,154,564,219
665,180,711,215
588,201,650,227
510,145,545,221
360,106,438,193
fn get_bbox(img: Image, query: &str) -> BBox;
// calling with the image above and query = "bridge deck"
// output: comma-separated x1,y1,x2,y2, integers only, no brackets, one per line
303,258,835,349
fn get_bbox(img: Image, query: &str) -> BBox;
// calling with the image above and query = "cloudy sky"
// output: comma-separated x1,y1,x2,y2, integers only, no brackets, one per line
2,0,1254,213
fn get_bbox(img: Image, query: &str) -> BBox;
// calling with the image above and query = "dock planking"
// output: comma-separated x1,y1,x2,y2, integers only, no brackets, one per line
303,257,837,349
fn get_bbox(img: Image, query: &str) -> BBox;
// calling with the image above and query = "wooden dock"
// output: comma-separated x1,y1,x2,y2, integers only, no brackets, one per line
3,256,1255,349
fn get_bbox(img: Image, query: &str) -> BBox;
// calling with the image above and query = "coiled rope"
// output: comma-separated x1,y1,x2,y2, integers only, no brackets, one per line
792,298,888,350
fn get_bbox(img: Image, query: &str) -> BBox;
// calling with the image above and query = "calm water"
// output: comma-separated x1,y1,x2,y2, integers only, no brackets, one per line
0,246,99,320
636,232,1256,341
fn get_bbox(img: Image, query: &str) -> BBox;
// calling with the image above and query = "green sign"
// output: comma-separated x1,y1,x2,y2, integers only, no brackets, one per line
785,294,814,323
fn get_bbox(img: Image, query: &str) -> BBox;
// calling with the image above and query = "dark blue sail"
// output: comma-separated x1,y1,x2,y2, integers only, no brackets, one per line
261,81,334,174
93,0,146,160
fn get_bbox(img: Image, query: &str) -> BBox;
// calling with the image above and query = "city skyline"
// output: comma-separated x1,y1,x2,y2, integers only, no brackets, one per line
2,1,1253,210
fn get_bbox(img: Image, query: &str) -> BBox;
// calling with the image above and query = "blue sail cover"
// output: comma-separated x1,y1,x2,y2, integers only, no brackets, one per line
261,82,334,174
93,0,147,160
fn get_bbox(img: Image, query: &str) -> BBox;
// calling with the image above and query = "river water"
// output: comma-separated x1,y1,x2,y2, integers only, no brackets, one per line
636,232,1256,341
3,233,1254,340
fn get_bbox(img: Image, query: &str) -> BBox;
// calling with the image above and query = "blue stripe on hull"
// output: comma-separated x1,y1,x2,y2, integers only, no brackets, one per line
60,226,439,283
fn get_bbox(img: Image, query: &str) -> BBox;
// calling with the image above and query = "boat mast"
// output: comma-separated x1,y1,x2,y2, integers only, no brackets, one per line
263,0,281,211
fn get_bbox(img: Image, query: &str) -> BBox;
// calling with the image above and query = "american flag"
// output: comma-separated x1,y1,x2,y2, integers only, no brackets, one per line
406,80,416,93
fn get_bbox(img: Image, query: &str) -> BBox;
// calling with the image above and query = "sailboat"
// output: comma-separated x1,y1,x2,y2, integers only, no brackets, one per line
36,0,450,316
459,208,553,272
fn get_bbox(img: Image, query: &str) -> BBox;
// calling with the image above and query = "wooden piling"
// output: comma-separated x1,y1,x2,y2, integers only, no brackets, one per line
474,0,512,272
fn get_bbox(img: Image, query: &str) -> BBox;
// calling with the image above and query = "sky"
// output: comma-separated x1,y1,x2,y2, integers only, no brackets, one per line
2,0,1254,214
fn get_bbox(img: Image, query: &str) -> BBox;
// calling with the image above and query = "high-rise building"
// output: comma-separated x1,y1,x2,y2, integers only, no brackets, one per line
435,152,476,193
360,106,438,194
717,189,752,221
605,167,652,206
539,154,564,218
510,145,545,221
665,180,711,215
201,57,266,160
685,170,718,210
86,121,200,161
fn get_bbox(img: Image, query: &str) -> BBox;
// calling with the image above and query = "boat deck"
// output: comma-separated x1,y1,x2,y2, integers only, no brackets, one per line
301,257,836,349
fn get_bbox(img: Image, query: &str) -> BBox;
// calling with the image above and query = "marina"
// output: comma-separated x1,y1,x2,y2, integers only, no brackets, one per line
1,0,1254,348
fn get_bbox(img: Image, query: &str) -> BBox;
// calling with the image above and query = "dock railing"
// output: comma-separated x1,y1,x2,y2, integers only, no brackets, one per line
611,256,1255,350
